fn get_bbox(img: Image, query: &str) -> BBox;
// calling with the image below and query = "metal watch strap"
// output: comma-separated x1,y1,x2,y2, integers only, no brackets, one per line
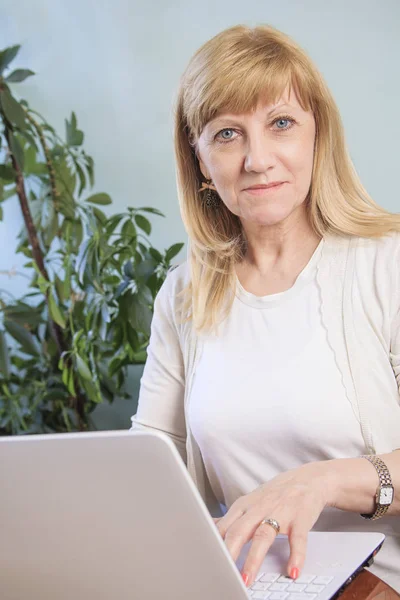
360,455,393,520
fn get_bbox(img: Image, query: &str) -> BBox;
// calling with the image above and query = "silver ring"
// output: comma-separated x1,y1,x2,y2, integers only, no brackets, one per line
259,518,280,534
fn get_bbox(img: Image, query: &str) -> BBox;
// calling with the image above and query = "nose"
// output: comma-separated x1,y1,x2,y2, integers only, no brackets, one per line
244,134,277,173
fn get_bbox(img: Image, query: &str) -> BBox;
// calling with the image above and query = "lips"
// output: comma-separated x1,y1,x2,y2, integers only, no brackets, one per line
244,182,284,190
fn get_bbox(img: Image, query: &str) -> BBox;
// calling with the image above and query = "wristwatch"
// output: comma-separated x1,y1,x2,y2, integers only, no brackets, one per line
360,455,394,520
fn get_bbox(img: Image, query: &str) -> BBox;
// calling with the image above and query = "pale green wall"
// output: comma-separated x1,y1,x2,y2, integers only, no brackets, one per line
1,0,399,428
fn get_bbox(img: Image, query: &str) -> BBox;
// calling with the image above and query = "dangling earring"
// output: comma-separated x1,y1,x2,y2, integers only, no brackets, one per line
198,178,220,208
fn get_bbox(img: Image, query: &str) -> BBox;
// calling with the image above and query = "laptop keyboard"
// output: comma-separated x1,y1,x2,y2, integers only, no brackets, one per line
247,573,334,599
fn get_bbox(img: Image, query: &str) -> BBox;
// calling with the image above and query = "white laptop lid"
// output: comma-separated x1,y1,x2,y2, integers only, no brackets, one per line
0,430,385,600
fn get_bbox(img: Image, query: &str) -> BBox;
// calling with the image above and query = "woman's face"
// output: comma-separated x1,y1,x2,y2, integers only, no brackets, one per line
196,87,316,229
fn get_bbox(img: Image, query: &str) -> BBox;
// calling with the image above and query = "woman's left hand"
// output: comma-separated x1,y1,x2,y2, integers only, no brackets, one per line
213,460,335,587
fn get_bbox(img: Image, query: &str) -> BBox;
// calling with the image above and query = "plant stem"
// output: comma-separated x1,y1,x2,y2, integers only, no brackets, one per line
25,110,60,210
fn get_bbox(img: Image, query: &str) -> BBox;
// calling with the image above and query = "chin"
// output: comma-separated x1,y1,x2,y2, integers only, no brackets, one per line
245,206,295,227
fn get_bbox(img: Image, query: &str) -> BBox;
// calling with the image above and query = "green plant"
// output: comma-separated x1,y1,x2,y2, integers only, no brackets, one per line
0,45,184,435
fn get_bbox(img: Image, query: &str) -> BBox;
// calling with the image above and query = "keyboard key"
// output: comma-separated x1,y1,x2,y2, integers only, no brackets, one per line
253,593,271,599
313,576,333,585
269,593,289,600
305,584,325,593
288,594,317,600
287,584,307,592
259,573,281,583
252,583,271,591
294,574,316,584
269,583,290,591
278,576,294,584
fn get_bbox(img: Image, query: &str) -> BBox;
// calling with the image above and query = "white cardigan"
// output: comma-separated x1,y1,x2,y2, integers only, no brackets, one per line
130,231,400,517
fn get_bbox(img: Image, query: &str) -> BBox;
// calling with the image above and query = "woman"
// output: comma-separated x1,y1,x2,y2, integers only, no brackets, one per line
130,24,400,590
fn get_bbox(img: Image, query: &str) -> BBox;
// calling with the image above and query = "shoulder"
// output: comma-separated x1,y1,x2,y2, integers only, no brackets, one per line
322,231,400,303
351,232,400,286
352,230,400,255
340,232,400,313
163,261,190,297
154,261,191,323
324,230,400,266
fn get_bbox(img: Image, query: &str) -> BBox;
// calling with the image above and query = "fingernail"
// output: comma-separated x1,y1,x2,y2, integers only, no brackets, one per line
242,573,249,587
290,567,299,580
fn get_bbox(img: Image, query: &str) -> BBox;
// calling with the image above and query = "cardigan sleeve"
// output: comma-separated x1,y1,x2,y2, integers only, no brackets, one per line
390,311,400,394
130,272,187,464
390,234,400,398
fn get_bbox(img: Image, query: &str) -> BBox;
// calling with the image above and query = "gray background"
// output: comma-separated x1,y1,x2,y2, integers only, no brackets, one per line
0,0,399,429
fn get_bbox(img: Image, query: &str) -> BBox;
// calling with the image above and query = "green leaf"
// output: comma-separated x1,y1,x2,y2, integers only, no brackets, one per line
23,144,38,173
6,69,35,83
0,164,15,182
135,258,156,280
75,354,92,381
86,193,112,206
93,207,107,224
125,324,140,351
165,242,184,263
75,161,86,196
18,128,39,152
121,219,137,241
135,214,151,235
66,367,76,397
103,275,120,286
0,45,21,75
0,88,27,129
101,302,111,324
54,155,76,200
48,293,66,329
44,209,59,247
58,196,76,219
146,272,160,297
76,238,92,285
138,284,153,306
123,260,135,279
1,186,17,202
5,303,42,328
86,155,94,187
149,247,163,262
54,275,65,303
105,213,124,236
132,349,147,363
65,111,84,146
127,294,152,335
0,330,11,379
4,320,40,356
115,279,130,298
8,131,24,170
137,206,165,217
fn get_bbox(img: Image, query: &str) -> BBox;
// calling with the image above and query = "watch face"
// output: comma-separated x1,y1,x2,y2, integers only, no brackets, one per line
379,486,394,505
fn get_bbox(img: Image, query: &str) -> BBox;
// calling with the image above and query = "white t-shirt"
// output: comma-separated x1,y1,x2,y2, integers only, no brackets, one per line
188,238,400,589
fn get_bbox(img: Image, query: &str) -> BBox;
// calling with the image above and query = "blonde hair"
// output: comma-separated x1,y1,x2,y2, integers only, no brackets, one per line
173,24,400,334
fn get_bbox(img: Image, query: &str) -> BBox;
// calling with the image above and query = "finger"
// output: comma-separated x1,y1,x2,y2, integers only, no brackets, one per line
241,522,277,587
216,505,246,539
287,528,308,579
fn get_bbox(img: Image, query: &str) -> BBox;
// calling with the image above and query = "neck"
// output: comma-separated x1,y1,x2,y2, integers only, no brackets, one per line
240,209,321,276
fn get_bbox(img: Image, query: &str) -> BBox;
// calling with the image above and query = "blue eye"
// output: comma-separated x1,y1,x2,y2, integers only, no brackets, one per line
273,116,296,131
216,128,236,141
276,118,290,128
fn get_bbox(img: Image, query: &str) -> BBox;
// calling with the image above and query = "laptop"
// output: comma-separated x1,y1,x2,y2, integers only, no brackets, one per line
0,430,384,600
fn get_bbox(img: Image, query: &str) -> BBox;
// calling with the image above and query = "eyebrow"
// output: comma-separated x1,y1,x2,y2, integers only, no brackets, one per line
208,103,296,128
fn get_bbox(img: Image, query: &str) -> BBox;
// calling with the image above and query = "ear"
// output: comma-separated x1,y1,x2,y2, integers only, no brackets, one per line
198,156,210,180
